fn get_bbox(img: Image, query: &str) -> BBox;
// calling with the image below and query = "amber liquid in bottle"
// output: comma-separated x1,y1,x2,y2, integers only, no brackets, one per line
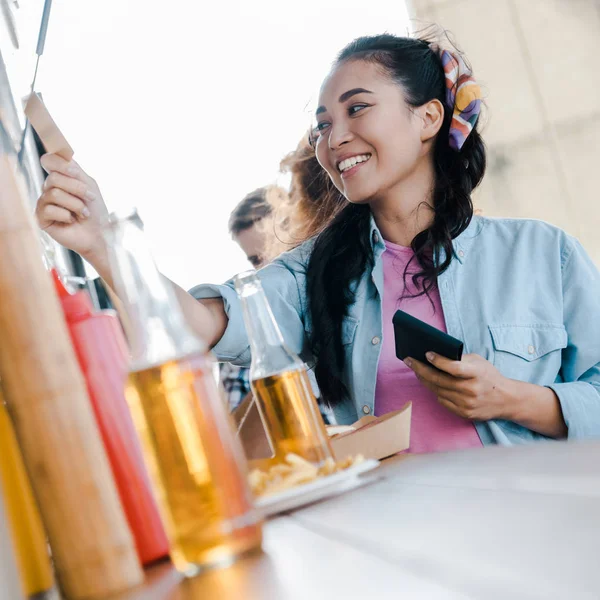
251,369,333,464
126,353,261,575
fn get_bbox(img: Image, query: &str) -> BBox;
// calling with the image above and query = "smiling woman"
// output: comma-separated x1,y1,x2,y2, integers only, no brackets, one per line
193,33,600,449
304,35,490,452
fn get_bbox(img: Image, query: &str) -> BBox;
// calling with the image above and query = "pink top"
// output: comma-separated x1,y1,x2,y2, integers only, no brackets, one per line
375,240,482,454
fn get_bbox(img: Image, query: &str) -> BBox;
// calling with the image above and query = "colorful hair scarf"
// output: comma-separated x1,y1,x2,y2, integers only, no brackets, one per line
439,49,482,151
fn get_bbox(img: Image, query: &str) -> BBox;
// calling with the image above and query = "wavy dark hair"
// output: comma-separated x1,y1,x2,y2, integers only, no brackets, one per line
264,136,346,258
307,34,486,407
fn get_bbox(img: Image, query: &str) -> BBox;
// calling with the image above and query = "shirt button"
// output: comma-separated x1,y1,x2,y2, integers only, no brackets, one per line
373,232,379,244
362,405,371,415
371,336,380,345
528,345,535,355
458,250,465,258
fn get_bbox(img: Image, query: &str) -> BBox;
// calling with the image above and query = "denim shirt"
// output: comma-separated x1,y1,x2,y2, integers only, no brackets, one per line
190,216,600,446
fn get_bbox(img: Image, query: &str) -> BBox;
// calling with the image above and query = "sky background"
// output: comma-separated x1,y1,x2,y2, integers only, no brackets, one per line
8,0,411,289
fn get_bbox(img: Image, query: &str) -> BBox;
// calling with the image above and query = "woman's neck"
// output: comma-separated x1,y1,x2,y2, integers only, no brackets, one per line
369,158,435,247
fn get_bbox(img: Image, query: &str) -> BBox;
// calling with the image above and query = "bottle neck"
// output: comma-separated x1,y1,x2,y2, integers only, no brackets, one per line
240,287,284,356
104,211,204,369
236,272,303,379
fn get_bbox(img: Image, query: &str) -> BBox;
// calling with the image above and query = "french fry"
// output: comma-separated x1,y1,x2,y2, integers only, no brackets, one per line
285,453,314,469
318,458,337,476
249,453,366,498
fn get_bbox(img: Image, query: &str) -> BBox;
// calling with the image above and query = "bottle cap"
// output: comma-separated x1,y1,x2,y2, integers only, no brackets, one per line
233,270,261,296
51,269,93,322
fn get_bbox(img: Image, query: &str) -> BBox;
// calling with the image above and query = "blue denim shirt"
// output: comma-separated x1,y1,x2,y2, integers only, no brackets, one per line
190,216,600,445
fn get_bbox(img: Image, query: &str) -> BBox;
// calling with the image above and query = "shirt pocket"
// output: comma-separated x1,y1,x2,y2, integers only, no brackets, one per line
489,324,567,383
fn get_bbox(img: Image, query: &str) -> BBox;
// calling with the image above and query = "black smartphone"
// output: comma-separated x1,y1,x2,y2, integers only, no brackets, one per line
392,309,463,364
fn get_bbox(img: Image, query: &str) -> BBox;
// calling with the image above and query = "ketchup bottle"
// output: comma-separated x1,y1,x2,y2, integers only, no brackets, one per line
52,270,169,565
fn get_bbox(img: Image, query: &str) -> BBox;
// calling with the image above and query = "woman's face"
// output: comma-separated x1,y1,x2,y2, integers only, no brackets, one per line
314,59,426,204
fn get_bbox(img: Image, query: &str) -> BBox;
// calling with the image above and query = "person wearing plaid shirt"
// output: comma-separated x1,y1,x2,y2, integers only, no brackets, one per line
219,362,251,413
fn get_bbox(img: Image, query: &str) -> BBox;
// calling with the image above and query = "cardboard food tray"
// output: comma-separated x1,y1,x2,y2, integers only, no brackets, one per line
329,402,411,461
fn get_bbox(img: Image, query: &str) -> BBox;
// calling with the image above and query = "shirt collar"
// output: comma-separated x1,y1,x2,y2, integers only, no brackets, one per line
369,214,485,265
452,216,485,264
369,216,386,259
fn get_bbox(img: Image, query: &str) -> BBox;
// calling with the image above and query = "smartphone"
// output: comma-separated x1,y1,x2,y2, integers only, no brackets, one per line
392,309,463,364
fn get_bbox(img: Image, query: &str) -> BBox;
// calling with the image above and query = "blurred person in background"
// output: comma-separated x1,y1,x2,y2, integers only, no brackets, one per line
228,186,286,270
221,185,284,412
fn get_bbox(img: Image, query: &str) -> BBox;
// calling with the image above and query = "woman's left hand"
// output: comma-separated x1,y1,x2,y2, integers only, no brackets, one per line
405,353,512,421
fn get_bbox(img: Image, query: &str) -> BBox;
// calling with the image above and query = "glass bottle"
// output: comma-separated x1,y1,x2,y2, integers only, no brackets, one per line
234,270,333,465
104,209,262,577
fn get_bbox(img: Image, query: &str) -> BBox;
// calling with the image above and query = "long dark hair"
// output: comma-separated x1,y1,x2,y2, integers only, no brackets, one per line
307,34,486,407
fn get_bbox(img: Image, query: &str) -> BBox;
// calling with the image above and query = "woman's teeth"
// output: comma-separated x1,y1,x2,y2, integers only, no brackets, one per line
338,154,371,173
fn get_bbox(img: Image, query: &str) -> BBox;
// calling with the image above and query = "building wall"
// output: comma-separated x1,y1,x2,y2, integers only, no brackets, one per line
407,0,600,264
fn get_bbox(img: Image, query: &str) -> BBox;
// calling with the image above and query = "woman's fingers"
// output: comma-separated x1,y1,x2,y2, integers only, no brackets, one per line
44,171,97,203
40,153,80,178
437,396,467,418
407,358,466,392
37,204,75,228
37,188,89,222
40,153,96,187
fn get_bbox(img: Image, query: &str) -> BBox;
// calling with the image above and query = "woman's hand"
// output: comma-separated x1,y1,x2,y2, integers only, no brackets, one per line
405,352,513,421
406,352,567,438
35,152,230,349
35,153,109,264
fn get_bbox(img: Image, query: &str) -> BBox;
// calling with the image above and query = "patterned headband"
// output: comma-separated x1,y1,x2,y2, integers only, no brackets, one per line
437,48,482,151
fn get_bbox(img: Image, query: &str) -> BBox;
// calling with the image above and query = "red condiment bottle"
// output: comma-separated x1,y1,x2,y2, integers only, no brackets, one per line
52,270,169,565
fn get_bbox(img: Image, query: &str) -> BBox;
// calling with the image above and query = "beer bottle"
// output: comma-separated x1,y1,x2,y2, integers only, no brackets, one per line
105,209,262,576
235,270,333,465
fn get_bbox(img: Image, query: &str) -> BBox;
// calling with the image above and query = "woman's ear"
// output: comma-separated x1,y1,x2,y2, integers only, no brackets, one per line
418,99,445,143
